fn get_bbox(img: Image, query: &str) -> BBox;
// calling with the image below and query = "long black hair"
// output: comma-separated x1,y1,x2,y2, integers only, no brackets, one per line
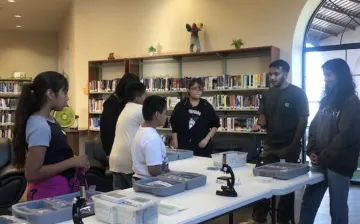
321,58,356,109
114,73,140,102
12,71,69,169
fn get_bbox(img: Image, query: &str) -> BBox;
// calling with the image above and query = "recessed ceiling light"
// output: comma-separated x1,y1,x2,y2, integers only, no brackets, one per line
8,0,16,3
16,25,22,28
14,15,21,18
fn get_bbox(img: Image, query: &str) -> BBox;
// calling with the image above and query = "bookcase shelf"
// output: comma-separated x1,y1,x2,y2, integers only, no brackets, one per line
87,46,279,138
156,127,266,135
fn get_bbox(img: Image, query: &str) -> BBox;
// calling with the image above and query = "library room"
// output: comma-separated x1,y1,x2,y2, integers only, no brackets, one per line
0,0,359,224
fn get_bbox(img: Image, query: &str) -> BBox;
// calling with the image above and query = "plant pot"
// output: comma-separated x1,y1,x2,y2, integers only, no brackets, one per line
149,52,155,56
235,45,241,49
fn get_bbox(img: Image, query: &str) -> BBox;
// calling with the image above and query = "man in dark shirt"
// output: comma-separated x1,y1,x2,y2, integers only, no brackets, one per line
248,60,309,224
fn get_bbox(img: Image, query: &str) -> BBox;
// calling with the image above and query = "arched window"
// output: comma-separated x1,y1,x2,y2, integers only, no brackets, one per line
303,0,360,182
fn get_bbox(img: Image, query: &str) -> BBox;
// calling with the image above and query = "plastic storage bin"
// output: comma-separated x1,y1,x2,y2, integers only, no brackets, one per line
253,162,310,180
133,177,186,197
0,216,29,224
11,191,100,224
92,194,159,224
166,151,179,162
159,171,207,190
211,151,248,168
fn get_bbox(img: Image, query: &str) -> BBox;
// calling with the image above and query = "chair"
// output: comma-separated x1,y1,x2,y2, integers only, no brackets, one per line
85,137,113,192
0,138,27,215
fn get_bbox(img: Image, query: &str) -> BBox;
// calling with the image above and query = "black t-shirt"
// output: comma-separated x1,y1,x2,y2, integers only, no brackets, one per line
170,98,220,157
259,84,309,150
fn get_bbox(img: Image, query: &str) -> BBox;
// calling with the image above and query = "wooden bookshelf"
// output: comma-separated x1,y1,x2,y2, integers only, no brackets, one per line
88,46,279,138
0,78,32,138
88,58,130,138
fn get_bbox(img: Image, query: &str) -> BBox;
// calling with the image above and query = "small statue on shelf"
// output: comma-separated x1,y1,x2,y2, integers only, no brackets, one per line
186,22,203,53
108,53,115,60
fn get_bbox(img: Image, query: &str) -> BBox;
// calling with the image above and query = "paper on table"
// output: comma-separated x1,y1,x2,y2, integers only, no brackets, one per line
159,201,188,215
252,176,273,184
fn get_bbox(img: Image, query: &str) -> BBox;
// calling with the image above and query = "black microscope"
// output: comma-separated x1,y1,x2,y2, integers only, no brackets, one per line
72,185,92,224
216,153,238,197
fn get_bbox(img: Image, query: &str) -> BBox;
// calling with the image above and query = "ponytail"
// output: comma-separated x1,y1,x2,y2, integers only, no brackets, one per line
12,84,38,168
12,71,68,169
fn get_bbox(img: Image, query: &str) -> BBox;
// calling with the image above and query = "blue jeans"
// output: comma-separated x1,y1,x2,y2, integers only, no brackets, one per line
299,168,351,224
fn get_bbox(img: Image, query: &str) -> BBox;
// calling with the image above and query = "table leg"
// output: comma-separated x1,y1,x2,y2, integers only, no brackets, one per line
271,196,276,224
229,212,233,224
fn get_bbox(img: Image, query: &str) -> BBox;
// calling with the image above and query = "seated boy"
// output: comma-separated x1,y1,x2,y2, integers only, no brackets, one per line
109,82,147,189
131,95,170,179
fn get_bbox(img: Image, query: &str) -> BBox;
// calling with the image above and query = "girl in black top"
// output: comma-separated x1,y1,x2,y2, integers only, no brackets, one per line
100,73,140,156
170,78,220,157
12,71,89,200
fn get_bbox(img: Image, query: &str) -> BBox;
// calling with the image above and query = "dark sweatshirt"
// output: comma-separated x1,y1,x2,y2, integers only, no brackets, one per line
307,94,360,177
100,94,126,156
170,98,220,157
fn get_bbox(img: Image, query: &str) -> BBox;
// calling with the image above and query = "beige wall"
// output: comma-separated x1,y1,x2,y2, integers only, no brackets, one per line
64,0,316,128
0,31,58,79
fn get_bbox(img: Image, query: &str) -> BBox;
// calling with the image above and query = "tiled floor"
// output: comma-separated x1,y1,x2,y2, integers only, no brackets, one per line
207,186,360,224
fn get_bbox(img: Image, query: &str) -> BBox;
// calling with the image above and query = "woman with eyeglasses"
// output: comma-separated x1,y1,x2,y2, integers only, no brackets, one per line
170,78,220,157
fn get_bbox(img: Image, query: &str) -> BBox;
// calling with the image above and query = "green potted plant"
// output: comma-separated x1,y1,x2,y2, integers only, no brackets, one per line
231,39,244,49
148,45,156,56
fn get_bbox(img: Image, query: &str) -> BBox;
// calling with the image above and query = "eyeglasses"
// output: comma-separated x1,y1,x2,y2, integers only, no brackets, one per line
190,86,203,91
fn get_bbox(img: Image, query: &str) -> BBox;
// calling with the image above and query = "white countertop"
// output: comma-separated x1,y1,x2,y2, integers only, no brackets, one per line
58,156,324,224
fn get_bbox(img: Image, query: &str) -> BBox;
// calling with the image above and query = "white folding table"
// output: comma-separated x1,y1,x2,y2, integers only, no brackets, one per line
58,157,324,224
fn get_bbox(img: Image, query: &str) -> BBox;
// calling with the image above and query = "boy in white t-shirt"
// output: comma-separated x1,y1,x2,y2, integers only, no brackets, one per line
131,95,170,179
109,82,147,189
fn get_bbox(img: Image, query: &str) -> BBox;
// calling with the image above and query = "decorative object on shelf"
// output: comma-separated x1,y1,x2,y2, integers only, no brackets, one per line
108,53,115,60
148,45,156,56
186,22,203,53
231,39,244,49
12,71,26,79
156,43,163,54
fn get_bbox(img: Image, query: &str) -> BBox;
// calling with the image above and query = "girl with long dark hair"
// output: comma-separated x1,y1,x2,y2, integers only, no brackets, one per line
100,73,140,156
299,59,360,224
12,71,89,200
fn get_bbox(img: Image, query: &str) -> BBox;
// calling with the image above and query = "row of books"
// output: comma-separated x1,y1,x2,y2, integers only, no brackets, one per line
0,127,12,139
0,82,25,93
0,98,18,110
89,99,105,113
0,112,14,125
165,95,261,110
89,117,100,130
219,116,258,131
141,73,268,91
89,79,121,93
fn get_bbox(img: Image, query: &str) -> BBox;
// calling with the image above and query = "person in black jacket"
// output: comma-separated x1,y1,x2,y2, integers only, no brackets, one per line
170,78,220,157
299,59,360,224
100,73,140,156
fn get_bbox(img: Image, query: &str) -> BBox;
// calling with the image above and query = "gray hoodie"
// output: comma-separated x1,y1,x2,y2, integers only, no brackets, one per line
307,94,360,177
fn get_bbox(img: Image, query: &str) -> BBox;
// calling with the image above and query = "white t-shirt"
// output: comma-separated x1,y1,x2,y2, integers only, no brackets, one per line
131,126,169,179
109,102,144,174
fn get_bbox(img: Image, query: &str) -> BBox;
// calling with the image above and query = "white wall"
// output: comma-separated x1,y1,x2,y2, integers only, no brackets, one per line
66,0,309,128
0,31,58,78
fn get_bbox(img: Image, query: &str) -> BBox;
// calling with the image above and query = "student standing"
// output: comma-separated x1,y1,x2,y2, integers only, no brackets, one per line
109,82,147,189
299,59,360,224
170,78,220,158
100,73,140,156
12,71,89,200
247,60,309,224
131,95,170,179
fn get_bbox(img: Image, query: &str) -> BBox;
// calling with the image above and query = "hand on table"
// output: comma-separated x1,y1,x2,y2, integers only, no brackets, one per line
198,137,210,148
171,139,178,149
251,124,261,132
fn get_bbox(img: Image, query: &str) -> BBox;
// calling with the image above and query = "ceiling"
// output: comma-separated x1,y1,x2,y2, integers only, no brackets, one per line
307,0,360,45
0,0,72,31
